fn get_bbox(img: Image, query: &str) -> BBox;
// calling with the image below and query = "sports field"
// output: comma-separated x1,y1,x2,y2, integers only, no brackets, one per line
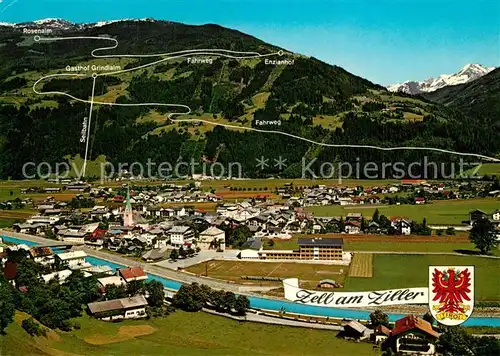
1,311,377,356
185,260,348,289
186,253,499,301
305,197,500,225
343,254,500,301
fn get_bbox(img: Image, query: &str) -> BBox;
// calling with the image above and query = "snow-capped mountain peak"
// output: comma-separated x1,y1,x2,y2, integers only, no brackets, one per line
33,18,64,25
92,18,157,28
32,18,74,29
456,63,494,78
0,18,158,29
388,64,496,95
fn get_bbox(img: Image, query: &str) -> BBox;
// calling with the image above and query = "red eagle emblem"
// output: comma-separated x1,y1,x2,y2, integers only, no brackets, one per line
431,267,471,314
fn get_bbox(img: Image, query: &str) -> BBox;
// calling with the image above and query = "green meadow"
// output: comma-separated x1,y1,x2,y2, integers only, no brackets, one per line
343,254,500,301
305,198,500,225
1,311,377,356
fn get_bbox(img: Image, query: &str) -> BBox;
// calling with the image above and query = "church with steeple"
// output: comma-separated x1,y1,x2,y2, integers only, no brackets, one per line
123,185,134,227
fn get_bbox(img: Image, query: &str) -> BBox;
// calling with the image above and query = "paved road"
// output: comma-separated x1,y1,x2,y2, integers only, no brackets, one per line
0,230,271,294
3,230,354,330
248,312,343,330
85,247,255,292
204,308,343,331
155,249,240,270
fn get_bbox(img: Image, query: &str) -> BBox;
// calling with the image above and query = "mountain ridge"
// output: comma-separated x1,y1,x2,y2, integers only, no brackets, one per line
0,17,159,29
424,68,500,122
0,19,498,179
388,63,496,95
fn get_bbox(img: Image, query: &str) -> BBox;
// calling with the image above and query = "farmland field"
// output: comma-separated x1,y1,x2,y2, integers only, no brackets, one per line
0,311,376,356
190,178,400,191
0,217,23,228
185,260,348,289
346,241,476,252
267,234,482,255
348,253,373,277
0,178,402,199
305,198,500,225
343,254,500,301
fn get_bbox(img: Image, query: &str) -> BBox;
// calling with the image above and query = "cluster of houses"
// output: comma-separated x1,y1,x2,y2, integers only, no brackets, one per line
278,180,498,207
1,244,93,284
342,314,440,355
0,241,152,321
8,191,423,261
22,181,91,193
11,192,420,264
9,179,500,264
88,182,222,206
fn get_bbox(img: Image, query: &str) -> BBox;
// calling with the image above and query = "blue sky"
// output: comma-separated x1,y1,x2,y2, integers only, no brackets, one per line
1,0,498,84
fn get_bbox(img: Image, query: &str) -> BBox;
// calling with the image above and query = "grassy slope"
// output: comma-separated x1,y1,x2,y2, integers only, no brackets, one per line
0,312,376,356
461,163,500,177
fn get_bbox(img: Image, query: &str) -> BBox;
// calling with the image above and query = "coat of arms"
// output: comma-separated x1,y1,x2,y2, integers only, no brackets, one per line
429,266,474,326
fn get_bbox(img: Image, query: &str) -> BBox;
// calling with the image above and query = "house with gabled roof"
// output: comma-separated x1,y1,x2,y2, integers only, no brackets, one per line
56,250,90,269
198,226,225,251
168,225,194,247
344,220,361,234
469,209,488,225
28,246,54,266
238,237,263,259
390,217,412,235
97,276,126,293
118,266,148,283
346,212,362,222
372,324,391,344
367,221,381,234
247,215,267,230
385,314,439,355
87,295,148,321
340,320,373,341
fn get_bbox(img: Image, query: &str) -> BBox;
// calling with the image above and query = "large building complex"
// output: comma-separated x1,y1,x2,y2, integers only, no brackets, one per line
240,237,344,261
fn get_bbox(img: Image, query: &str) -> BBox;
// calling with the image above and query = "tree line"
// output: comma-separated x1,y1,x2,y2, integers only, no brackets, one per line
172,283,250,316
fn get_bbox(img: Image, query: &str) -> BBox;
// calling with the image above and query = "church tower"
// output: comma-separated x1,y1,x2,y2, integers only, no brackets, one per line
123,185,134,227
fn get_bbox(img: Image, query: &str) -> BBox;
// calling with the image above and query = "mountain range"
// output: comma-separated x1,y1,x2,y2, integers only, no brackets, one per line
0,18,158,29
0,19,498,179
424,67,500,122
388,64,496,95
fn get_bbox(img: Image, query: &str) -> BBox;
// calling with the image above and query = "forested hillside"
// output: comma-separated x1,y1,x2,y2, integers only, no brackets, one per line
0,20,498,179
424,68,500,123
